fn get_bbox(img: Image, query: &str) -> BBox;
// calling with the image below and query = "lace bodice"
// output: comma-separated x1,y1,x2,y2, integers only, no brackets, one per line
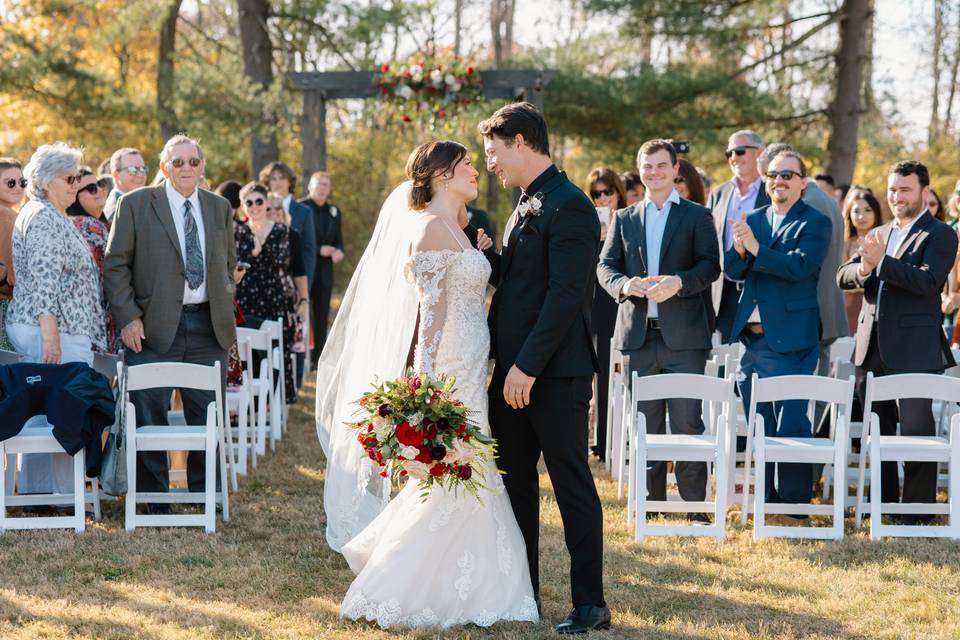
404,249,492,425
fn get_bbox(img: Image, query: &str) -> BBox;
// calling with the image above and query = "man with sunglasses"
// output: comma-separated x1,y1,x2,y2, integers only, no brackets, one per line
103,147,148,222
709,130,770,343
105,134,236,511
725,151,831,520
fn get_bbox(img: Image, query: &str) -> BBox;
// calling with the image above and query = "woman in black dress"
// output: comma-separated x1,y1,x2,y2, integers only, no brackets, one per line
585,167,627,461
235,182,300,402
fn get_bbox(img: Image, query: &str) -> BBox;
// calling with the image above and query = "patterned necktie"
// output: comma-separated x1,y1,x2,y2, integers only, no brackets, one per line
183,200,204,290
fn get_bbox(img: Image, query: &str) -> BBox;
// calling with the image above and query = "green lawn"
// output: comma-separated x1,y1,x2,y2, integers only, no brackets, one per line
0,380,958,639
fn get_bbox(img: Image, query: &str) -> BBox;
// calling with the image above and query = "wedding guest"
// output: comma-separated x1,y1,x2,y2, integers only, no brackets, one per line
259,161,316,289
840,189,883,334
298,171,344,361
0,158,24,350
104,134,235,508
103,147,148,222
598,139,720,516
7,143,106,496
96,159,112,181
836,183,850,204
709,130,769,343
620,171,644,205
267,192,309,389
838,160,957,524
927,188,945,221
236,184,301,402
815,173,836,196
674,158,707,206
584,167,625,461
697,166,712,195
726,150,830,520
216,180,242,221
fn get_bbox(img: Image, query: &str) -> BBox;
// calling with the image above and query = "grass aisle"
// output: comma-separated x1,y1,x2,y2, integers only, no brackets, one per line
1,380,959,639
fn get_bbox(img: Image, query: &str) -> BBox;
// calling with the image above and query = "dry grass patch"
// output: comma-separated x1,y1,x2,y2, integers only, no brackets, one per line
0,381,958,639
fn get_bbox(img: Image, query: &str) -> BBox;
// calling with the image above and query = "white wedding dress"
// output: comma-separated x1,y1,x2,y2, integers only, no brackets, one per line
339,230,539,629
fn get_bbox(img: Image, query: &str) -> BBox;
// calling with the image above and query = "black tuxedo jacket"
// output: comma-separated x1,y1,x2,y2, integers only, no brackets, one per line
597,197,720,352
487,167,601,378
837,211,958,370
299,197,343,290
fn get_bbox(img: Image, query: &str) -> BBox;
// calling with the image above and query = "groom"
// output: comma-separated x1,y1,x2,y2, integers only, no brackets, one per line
481,102,609,634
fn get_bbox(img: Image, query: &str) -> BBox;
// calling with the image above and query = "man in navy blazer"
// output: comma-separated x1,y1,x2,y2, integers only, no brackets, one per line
725,150,831,512
598,139,720,510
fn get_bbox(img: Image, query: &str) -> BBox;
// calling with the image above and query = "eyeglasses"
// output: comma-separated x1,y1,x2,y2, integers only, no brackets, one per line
122,164,149,176
265,205,280,212
673,176,685,184
79,179,109,195
765,169,802,181
725,146,759,159
590,187,614,199
3,178,26,189
169,157,202,169
245,197,264,208
63,173,83,186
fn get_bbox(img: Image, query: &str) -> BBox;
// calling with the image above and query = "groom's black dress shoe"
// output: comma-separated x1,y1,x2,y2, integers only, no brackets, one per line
555,604,611,634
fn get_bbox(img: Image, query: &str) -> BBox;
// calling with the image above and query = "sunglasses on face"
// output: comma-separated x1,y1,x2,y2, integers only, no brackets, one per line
590,187,614,199
3,178,26,189
169,157,202,169
122,164,149,176
725,146,759,159
266,205,280,212
673,176,685,184
62,173,84,186
766,169,802,181
245,197,264,208
79,179,109,195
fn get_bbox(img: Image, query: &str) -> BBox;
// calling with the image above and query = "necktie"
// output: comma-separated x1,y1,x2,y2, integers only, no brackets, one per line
183,200,204,290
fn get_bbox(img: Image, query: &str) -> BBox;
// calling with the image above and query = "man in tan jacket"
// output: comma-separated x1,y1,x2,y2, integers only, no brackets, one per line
104,134,236,507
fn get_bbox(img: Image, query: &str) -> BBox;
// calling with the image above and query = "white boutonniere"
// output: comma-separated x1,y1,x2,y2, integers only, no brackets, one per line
330,205,339,218
518,192,545,217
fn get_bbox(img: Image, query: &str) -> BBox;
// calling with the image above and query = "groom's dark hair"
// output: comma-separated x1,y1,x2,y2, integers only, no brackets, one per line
478,102,550,156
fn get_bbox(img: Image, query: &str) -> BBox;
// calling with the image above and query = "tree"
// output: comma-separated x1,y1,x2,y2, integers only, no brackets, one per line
237,0,279,175
824,0,872,185
157,0,184,141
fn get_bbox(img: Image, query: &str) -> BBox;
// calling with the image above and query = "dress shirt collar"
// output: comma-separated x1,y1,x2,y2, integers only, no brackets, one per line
282,193,293,213
643,188,681,214
522,164,559,197
730,176,762,200
890,210,927,236
164,180,200,217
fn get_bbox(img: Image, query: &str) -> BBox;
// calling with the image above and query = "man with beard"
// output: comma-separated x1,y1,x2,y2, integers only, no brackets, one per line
838,160,957,524
725,150,831,520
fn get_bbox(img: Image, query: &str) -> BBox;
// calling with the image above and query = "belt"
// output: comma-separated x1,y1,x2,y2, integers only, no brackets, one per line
745,322,763,334
646,318,661,331
182,302,209,313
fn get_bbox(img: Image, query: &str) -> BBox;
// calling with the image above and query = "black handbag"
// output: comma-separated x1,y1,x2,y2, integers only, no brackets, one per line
100,360,127,497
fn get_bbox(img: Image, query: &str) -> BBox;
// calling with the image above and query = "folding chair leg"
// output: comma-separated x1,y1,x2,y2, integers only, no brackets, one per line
752,419,766,540
634,441,647,544
218,426,230,523
950,422,960,540
73,450,85,533
832,420,847,540
0,445,6,532
205,430,216,533
125,407,137,531
869,421,883,540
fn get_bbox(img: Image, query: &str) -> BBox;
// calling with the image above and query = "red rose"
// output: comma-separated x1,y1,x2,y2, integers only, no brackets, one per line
401,114,411,123
455,424,466,435
366,423,374,432
424,424,438,440
429,463,446,477
466,66,474,76
395,422,424,446
380,63,390,72
379,469,388,478
415,447,433,464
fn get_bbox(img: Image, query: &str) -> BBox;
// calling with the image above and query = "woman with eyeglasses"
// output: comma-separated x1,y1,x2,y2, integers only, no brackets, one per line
584,167,626,461
840,190,883,335
673,158,708,206
66,167,117,352
6,143,106,498
0,158,25,351
235,183,301,403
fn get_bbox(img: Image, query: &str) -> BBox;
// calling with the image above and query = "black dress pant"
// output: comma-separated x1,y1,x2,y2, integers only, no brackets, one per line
623,330,709,502
489,367,605,608
311,279,332,363
126,305,226,493
855,329,939,507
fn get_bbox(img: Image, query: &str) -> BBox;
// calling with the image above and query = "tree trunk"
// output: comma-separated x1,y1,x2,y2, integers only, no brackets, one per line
488,0,516,216
930,0,945,143
237,0,279,177
156,0,183,142
862,0,876,112
944,2,960,134
454,0,463,57
824,0,871,185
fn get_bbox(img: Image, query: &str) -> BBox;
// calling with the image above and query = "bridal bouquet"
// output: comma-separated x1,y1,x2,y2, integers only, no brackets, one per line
349,371,497,499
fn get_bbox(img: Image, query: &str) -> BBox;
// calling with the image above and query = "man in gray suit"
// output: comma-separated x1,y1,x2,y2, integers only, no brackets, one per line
597,139,721,513
103,147,148,223
104,134,236,506
758,143,849,380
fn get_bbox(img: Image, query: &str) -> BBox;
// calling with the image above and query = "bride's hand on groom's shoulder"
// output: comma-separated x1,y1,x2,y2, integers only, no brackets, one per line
476,228,493,251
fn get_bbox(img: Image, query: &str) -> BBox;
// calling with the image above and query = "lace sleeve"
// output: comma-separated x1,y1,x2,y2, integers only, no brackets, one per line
404,250,452,377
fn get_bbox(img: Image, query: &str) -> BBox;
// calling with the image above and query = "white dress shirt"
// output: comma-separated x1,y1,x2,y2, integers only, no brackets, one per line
641,189,680,319
282,193,294,214
164,180,208,304
746,210,786,323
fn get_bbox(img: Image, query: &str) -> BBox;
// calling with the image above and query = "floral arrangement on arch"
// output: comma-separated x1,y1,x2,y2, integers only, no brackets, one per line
375,54,483,124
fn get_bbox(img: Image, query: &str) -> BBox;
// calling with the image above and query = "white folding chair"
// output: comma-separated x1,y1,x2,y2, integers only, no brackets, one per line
238,327,272,458
742,374,855,540
122,361,229,532
854,373,960,539
260,318,286,446
225,338,252,485
627,372,735,541
604,340,625,475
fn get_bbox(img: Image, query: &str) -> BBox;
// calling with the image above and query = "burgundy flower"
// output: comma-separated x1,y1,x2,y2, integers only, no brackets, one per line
457,465,472,481
378,404,391,417
436,418,450,431
429,444,447,461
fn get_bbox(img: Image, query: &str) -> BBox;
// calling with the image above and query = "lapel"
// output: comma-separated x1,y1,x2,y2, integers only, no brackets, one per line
658,197,684,264
715,182,735,236
894,212,932,259
501,170,567,277
769,201,805,247
632,203,648,270
198,189,218,267
151,186,184,263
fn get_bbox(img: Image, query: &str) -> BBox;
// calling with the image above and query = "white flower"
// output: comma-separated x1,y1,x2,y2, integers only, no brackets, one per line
444,73,456,86
373,416,393,438
399,445,420,460
430,68,444,85
451,81,462,92
406,412,424,426
450,439,477,465
518,192,545,217
405,460,430,480
410,64,423,81
395,83,415,100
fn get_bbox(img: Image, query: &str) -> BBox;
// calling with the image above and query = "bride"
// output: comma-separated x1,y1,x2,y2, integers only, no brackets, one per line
315,140,538,629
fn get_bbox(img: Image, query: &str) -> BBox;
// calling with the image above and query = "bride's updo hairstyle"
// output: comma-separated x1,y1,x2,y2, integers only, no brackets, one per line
405,140,468,210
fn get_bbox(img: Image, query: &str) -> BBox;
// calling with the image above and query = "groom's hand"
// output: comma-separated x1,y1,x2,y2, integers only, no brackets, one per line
504,365,536,409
